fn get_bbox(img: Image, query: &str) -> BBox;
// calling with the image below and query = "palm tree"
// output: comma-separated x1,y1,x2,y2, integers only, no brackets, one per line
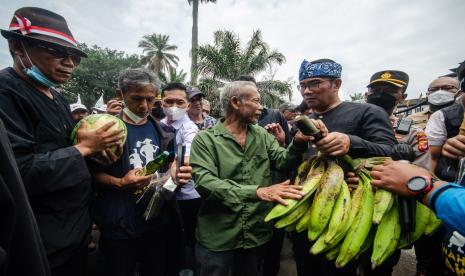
187,0,217,85
138,34,179,75
158,67,188,86
349,92,365,102
196,30,291,115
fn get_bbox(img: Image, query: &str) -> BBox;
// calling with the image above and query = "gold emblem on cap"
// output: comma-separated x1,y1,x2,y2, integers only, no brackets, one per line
381,72,391,79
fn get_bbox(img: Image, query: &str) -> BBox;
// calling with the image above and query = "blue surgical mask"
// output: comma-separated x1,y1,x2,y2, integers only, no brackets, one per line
19,42,57,88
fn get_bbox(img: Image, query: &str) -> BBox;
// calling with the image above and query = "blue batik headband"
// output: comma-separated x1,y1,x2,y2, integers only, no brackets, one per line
299,59,342,81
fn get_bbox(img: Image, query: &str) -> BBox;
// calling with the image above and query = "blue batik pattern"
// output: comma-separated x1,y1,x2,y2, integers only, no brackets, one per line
299,59,342,81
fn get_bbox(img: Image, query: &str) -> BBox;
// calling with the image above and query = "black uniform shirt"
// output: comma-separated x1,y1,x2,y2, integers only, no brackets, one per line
309,101,397,158
0,67,91,268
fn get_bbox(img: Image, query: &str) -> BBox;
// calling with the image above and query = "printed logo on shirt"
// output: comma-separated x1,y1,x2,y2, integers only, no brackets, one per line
442,230,465,275
128,138,159,169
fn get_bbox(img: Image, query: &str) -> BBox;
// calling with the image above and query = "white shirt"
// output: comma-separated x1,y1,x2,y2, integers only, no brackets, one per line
425,110,447,147
161,114,200,200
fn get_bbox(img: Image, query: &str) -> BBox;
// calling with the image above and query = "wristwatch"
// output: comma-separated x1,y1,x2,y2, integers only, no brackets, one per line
406,176,435,198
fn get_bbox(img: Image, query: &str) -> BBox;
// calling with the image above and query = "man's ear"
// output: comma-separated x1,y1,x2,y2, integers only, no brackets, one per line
333,79,342,90
230,96,241,110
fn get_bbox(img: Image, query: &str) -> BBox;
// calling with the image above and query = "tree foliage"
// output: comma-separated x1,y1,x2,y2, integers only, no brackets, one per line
196,30,292,116
159,67,188,86
349,92,365,102
138,34,179,75
61,43,142,108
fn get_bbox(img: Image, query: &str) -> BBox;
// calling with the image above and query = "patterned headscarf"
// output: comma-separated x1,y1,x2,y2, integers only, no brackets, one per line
299,59,342,81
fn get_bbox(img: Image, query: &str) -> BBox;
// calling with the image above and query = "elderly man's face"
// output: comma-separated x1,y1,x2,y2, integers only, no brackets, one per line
202,100,211,116
428,77,459,96
283,109,296,121
234,86,263,124
20,40,80,84
123,85,157,118
299,77,340,111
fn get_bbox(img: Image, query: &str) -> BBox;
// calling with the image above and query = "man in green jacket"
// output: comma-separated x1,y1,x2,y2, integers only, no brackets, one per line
190,80,311,276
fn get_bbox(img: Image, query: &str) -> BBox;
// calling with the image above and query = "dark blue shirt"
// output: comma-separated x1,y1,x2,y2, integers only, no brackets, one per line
92,119,174,240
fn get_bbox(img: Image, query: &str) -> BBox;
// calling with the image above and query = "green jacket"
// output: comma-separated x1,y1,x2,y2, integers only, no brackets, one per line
190,121,307,251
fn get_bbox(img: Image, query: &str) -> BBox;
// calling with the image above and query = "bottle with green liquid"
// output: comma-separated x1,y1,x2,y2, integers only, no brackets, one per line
141,151,170,175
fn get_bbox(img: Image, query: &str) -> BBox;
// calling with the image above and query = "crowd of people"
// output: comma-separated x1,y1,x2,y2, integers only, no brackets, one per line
0,6,464,276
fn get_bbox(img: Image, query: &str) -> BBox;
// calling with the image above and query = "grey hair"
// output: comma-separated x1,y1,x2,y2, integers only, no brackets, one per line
117,68,161,94
220,81,257,116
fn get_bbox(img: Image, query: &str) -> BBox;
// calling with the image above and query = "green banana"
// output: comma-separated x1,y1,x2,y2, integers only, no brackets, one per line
372,188,394,224
296,208,311,233
335,172,374,268
397,202,431,249
371,200,401,268
355,225,376,260
284,221,298,232
325,244,341,261
274,197,311,228
294,159,313,186
310,228,332,255
324,181,352,245
264,163,324,222
308,162,344,241
424,212,442,236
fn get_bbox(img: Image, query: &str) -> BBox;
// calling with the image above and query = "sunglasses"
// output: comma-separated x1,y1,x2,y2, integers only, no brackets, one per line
35,45,81,65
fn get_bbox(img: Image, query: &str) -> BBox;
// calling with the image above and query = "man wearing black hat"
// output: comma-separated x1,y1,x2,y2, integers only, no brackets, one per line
366,70,409,128
0,7,123,276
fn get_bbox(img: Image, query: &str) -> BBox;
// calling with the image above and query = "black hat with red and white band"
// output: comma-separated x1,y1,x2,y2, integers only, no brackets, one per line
1,7,87,57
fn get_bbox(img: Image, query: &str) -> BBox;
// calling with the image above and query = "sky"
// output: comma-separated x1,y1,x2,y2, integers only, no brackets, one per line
1,0,464,104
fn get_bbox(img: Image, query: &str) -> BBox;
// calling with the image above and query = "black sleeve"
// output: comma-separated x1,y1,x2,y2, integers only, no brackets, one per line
348,105,398,157
0,90,90,197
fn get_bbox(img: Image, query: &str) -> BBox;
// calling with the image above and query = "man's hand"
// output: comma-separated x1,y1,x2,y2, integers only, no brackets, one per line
256,180,305,205
441,134,465,160
315,132,350,157
90,145,123,165
169,158,193,186
117,168,152,189
107,99,123,116
264,123,285,146
345,171,359,191
294,119,327,144
74,120,124,157
371,160,431,197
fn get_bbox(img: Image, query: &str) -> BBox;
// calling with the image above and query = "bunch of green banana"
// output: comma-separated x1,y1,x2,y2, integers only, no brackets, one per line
264,155,442,269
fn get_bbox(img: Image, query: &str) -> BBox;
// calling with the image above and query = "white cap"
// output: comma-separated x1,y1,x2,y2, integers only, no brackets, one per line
70,94,88,113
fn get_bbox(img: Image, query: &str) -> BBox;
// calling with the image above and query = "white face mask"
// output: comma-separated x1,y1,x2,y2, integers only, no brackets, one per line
123,107,148,124
164,106,186,121
427,90,455,106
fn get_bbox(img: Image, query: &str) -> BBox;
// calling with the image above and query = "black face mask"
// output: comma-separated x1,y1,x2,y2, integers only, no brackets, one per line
366,92,397,111
151,106,165,119
428,102,454,113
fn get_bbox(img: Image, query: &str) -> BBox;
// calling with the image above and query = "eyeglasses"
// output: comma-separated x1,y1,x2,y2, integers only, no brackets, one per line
427,85,458,93
35,45,81,65
298,79,332,91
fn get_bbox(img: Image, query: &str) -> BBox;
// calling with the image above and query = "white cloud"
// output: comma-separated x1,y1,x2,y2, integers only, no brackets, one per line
1,0,463,105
